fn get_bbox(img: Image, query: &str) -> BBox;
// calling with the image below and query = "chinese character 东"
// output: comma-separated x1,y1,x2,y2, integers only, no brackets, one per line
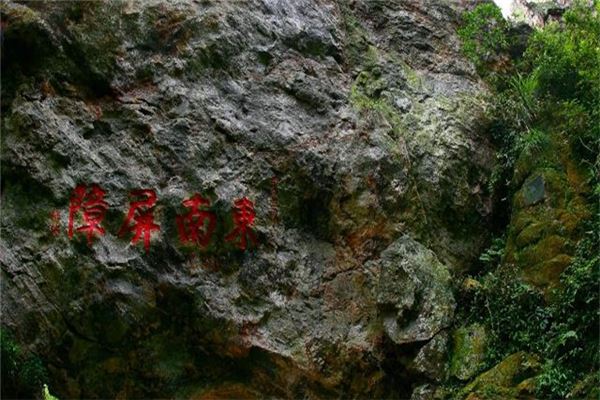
118,189,160,251
176,194,216,247
68,184,108,244
225,197,257,250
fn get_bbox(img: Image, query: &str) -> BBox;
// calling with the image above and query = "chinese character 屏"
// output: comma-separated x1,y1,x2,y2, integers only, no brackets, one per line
119,189,160,252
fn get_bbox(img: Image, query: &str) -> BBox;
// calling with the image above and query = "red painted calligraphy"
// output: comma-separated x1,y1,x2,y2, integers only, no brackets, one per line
68,184,108,244
119,189,159,251
225,197,257,250
176,194,216,248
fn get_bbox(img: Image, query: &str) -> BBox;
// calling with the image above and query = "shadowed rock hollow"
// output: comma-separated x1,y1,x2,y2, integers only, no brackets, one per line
1,0,494,398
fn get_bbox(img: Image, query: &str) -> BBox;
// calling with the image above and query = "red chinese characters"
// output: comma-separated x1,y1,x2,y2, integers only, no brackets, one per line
176,194,216,248
61,185,258,252
68,184,108,244
225,197,258,250
119,189,160,252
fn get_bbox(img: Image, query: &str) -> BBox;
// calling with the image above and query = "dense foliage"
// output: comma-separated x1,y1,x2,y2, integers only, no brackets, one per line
457,4,508,72
1,329,48,399
457,1,599,398
464,223,599,398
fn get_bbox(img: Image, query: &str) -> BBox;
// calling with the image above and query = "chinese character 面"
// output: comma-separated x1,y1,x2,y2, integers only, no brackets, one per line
119,189,160,251
176,194,217,248
225,197,257,250
68,184,108,244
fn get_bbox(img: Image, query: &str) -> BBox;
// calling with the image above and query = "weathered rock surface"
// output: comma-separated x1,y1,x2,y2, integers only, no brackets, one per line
409,330,450,383
1,0,493,398
508,0,577,27
376,237,455,346
504,131,591,294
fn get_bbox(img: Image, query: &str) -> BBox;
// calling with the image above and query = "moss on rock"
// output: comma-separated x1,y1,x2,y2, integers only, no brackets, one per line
459,352,541,400
504,131,591,295
450,323,488,381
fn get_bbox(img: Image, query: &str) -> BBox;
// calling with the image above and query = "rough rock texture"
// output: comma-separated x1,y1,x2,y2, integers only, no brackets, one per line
1,0,493,398
509,0,576,26
504,131,590,295
409,330,450,383
376,237,455,346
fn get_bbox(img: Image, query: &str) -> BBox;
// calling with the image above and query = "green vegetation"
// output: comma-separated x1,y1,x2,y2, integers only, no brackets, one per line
462,223,599,398
455,1,599,398
44,384,59,400
1,328,50,399
465,1,600,191
457,4,508,72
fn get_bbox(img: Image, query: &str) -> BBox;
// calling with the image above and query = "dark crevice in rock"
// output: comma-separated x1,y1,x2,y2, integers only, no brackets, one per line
379,336,430,399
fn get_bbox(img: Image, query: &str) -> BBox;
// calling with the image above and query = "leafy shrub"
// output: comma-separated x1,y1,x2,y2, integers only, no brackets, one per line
457,4,509,71
536,360,577,399
478,237,505,269
523,2,600,166
465,266,550,366
515,128,549,157
545,221,600,369
523,2,600,109
507,71,539,128
464,1,599,188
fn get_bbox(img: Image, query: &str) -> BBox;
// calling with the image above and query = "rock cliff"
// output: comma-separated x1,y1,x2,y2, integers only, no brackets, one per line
1,1,494,398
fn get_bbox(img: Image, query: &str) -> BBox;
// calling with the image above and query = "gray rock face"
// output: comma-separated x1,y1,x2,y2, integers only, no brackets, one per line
509,0,577,26
1,0,493,398
523,174,545,206
410,330,450,382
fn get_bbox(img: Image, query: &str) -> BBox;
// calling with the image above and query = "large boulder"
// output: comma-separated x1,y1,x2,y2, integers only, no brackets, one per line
1,0,493,398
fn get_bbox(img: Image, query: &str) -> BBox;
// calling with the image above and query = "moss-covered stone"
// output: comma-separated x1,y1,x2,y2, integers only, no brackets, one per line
504,131,591,295
450,323,488,381
459,352,541,400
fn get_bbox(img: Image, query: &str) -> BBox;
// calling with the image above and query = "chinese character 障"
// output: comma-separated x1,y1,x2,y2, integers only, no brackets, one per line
68,184,108,244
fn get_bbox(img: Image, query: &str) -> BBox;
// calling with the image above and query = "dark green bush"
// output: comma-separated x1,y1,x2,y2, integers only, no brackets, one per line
1,329,48,399
465,266,550,365
522,2,600,166
462,1,599,189
457,4,509,72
